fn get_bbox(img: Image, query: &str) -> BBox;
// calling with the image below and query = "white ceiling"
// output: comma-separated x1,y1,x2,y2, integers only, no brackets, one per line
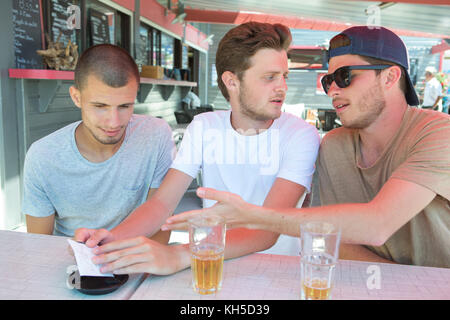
158,0,450,37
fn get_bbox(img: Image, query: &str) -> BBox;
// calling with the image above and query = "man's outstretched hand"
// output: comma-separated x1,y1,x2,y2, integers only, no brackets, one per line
161,187,260,231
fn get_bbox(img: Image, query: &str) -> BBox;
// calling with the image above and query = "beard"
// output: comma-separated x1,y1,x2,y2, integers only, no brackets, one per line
341,81,386,129
86,125,125,145
238,83,280,122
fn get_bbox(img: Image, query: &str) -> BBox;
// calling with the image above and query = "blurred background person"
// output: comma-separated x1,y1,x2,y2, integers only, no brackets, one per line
422,66,443,112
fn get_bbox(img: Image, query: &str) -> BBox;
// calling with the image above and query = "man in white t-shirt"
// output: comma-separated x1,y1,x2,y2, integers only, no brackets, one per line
75,22,320,276
422,66,443,112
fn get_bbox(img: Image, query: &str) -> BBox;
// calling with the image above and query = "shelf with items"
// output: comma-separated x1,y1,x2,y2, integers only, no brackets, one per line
9,69,197,103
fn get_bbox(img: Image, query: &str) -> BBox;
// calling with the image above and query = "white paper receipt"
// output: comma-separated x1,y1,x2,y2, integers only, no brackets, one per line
67,239,114,277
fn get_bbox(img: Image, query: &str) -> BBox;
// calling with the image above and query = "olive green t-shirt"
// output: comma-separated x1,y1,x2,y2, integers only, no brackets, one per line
317,107,450,268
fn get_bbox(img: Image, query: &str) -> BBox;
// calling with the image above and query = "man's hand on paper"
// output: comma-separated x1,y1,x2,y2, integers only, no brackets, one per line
74,228,115,248
89,236,190,275
67,239,114,277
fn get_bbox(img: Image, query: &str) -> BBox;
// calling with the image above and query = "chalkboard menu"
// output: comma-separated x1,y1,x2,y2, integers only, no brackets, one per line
13,0,43,69
49,0,79,45
89,9,110,46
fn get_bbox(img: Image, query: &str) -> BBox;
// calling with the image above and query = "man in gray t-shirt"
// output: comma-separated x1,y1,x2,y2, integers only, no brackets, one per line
22,44,174,239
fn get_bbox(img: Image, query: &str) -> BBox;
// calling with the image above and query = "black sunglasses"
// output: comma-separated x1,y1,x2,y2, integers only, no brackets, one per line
321,65,392,94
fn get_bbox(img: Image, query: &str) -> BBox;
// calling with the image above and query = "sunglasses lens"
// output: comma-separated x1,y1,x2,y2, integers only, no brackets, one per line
321,75,333,93
321,67,353,93
335,67,352,89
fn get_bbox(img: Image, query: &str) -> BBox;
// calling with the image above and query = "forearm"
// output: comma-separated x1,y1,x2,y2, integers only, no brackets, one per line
253,202,386,246
173,232,278,273
171,243,192,272
111,198,171,241
111,169,193,241
339,244,397,264
224,228,279,260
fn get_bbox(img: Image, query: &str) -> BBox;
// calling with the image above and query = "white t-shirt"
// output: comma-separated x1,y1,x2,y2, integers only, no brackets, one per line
423,77,443,109
171,110,320,208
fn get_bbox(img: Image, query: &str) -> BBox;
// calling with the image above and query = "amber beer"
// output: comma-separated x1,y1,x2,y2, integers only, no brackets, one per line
302,278,332,300
191,246,224,295
300,253,335,300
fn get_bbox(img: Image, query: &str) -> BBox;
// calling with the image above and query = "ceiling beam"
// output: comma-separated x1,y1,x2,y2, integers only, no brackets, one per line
184,8,449,38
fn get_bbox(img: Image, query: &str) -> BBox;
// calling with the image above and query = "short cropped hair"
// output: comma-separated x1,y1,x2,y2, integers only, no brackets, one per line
74,44,139,90
329,34,407,94
216,22,292,101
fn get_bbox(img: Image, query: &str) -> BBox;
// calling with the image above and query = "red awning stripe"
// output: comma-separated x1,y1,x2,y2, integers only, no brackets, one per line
184,8,449,39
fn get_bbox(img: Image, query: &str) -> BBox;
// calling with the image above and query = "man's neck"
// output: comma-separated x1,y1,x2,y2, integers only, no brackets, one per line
229,111,274,135
358,101,408,168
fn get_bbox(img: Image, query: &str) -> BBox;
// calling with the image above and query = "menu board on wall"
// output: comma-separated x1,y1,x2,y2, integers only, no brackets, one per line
49,0,79,45
89,9,110,45
13,0,43,69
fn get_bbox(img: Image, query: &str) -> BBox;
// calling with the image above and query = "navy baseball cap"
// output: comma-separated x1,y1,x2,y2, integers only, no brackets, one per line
327,26,419,106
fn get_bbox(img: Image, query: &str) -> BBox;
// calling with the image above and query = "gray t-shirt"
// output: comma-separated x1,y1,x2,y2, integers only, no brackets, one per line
22,114,175,237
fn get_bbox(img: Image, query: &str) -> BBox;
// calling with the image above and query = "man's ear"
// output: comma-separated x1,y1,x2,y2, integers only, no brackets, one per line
221,71,239,93
69,86,82,109
383,66,402,90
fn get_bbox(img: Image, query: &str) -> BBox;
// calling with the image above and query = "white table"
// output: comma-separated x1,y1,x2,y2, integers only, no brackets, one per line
130,253,450,300
0,230,146,300
1,230,449,300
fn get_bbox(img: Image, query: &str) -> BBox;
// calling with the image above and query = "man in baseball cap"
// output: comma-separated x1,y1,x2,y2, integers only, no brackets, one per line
313,26,449,266
166,26,450,268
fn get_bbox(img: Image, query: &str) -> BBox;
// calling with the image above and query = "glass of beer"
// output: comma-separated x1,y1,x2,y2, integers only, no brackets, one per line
300,221,341,300
188,215,226,295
